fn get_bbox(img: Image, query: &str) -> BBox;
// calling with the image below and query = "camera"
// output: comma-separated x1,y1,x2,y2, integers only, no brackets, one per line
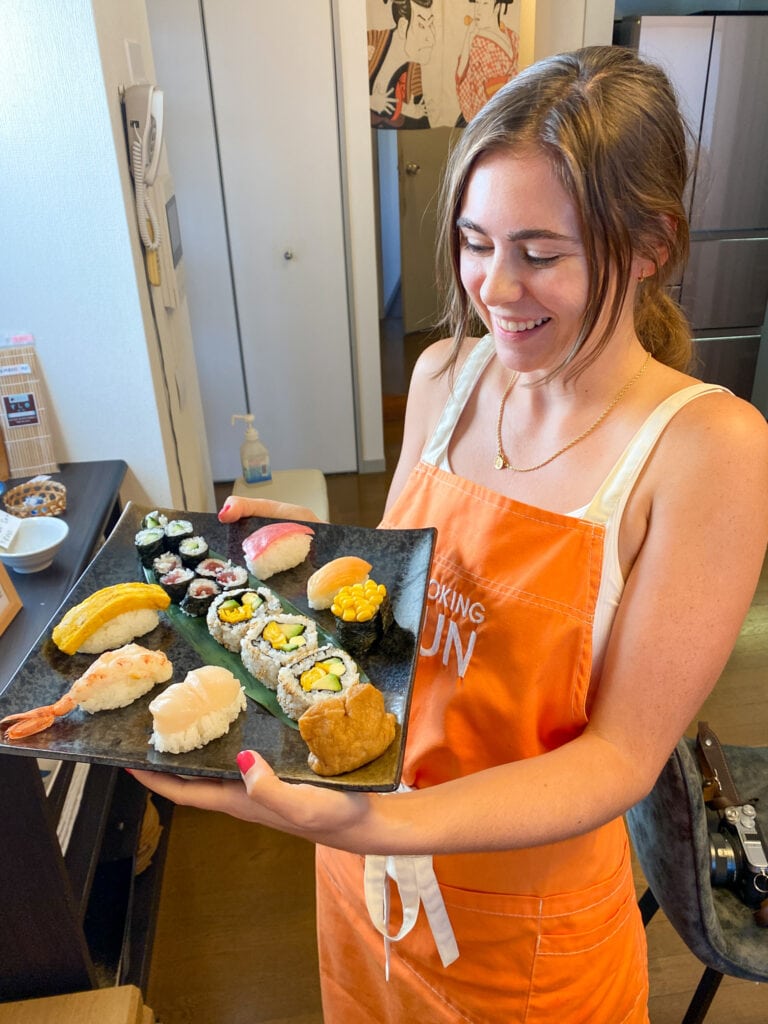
709,803,768,911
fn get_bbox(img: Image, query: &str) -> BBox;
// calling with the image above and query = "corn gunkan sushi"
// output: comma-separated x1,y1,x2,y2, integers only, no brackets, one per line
239,613,318,689
330,579,393,657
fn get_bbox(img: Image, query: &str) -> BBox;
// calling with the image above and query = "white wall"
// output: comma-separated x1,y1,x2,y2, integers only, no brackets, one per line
0,0,215,511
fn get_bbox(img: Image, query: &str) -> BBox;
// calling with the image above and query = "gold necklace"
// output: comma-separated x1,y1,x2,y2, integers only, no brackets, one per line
494,352,651,472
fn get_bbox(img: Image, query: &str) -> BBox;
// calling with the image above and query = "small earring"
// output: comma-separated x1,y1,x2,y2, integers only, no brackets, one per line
637,269,645,283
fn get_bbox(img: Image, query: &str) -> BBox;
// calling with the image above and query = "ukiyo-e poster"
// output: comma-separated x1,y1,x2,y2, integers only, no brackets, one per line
367,0,521,129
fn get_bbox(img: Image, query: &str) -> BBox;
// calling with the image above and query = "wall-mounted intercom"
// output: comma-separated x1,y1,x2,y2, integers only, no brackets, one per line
123,83,164,283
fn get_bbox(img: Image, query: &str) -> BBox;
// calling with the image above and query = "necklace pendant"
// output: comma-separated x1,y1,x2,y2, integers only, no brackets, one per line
494,454,506,470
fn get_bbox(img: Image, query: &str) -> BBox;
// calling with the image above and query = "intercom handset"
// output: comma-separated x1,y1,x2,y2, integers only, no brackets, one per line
123,84,164,254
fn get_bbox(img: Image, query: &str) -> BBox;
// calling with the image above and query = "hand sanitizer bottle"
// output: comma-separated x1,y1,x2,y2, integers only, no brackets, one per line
231,414,272,484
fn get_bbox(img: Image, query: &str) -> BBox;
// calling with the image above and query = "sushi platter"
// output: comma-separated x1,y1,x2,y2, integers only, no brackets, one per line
0,501,435,791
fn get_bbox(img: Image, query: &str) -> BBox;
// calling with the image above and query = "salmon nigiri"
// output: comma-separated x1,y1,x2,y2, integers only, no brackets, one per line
306,556,372,609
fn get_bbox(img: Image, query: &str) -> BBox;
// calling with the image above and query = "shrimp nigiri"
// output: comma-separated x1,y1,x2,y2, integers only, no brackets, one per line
0,644,173,740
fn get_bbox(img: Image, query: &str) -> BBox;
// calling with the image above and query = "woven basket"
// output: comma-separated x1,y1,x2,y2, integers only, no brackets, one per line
135,795,163,875
3,479,67,518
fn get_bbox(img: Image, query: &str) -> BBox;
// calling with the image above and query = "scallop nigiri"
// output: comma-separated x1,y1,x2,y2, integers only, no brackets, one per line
242,521,314,579
0,644,173,739
306,555,372,610
149,665,247,754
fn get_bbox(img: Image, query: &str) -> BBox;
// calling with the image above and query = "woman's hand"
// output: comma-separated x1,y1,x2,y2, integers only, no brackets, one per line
129,752,370,849
217,495,323,525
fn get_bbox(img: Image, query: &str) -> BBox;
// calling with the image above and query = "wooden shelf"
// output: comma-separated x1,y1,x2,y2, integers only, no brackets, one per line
0,461,170,1006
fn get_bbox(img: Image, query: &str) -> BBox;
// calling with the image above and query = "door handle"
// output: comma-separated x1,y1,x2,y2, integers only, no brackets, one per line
405,162,421,176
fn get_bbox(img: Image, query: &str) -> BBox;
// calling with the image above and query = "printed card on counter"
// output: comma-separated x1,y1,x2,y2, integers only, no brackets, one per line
0,510,20,550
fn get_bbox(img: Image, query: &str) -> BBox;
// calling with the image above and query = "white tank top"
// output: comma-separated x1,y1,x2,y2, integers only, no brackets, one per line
421,335,727,678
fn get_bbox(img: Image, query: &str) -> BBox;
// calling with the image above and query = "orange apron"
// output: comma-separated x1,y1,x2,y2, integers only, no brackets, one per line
316,461,649,1023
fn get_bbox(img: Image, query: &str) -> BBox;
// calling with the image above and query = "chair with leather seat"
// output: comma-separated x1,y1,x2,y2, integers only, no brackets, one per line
625,732,768,1024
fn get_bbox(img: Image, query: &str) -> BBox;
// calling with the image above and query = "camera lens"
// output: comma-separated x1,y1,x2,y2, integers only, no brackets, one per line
709,832,738,887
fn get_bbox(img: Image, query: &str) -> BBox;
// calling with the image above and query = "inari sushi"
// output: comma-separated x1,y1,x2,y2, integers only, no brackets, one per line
242,522,314,580
149,665,247,754
306,556,372,610
240,613,318,689
276,644,359,721
207,586,282,652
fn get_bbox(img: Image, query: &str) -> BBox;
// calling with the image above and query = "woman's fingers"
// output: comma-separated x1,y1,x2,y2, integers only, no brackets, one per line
217,494,322,524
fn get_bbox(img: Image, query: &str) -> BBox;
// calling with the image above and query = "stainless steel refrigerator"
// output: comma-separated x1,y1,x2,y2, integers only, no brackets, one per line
614,13,768,401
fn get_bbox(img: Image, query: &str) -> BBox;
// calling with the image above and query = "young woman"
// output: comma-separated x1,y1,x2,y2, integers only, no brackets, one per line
134,47,768,1022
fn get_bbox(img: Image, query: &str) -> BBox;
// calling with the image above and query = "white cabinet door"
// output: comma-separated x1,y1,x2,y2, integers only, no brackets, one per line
149,0,357,477
203,0,356,475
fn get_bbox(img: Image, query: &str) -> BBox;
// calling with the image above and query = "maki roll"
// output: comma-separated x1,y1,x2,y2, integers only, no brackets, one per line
158,565,196,603
164,519,195,553
152,551,182,577
135,526,166,568
142,509,169,530
178,535,209,569
330,579,393,657
276,644,360,721
180,577,221,617
240,613,318,689
207,586,282,653
196,557,231,580
215,562,249,590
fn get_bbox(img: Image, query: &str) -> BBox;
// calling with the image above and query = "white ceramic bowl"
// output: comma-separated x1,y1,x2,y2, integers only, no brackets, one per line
0,516,69,573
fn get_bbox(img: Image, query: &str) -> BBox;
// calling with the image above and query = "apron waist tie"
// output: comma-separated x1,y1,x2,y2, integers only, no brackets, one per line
364,853,460,979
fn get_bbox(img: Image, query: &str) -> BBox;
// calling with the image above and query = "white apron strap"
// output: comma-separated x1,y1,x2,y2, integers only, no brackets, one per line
364,854,459,979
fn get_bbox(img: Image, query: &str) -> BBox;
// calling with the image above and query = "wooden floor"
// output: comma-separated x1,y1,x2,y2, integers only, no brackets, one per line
146,320,767,1022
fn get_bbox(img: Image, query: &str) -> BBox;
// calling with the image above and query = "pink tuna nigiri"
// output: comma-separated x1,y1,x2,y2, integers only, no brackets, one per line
242,521,315,580
306,555,372,609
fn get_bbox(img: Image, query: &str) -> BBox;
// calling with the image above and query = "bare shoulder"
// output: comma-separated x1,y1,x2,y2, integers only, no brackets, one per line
408,334,484,395
660,384,768,463
647,383,768,528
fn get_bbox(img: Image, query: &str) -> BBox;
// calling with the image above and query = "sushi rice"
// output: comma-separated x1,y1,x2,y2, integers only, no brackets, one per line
149,665,246,754
207,586,282,653
276,644,360,721
239,613,318,690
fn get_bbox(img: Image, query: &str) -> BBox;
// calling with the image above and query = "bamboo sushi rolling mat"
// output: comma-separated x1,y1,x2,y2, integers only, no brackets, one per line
0,344,58,478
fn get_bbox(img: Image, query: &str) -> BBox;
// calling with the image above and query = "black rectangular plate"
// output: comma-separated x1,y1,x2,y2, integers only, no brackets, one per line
0,502,435,791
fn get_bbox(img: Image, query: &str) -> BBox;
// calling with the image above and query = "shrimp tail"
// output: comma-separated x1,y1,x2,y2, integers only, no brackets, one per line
0,695,77,740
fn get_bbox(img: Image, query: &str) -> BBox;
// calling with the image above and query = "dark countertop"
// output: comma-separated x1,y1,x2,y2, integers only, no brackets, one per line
0,460,127,693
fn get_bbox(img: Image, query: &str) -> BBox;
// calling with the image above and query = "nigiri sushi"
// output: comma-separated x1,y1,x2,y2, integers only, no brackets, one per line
149,665,247,754
52,582,171,655
242,521,314,579
306,555,372,610
0,644,173,739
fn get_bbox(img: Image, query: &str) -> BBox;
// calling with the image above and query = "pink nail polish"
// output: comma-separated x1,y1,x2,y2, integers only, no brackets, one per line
237,750,256,775
217,501,231,521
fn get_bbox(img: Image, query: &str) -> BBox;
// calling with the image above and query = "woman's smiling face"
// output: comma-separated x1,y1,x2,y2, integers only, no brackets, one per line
458,146,592,376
